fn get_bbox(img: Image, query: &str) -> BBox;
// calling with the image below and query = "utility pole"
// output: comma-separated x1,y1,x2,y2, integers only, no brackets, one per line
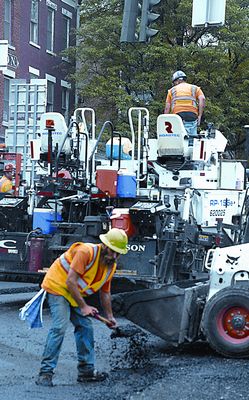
120,0,140,43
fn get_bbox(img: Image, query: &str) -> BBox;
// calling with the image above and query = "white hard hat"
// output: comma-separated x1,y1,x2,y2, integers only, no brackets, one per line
172,70,187,82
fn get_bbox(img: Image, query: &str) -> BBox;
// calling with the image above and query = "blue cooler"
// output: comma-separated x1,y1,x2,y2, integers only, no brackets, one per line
33,208,62,234
117,172,136,198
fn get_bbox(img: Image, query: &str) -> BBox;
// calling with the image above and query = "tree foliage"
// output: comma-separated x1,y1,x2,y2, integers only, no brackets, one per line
68,0,249,154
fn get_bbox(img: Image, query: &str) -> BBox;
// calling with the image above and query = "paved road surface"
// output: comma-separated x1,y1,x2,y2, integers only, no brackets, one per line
0,282,248,400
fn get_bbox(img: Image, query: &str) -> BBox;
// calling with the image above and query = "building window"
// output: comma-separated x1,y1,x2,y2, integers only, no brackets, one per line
47,7,55,52
30,0,39,44
62,15,70,51
30,73,38,79
47,81,55,112
62,87,70,123
4,0,11,43
3,78,10,122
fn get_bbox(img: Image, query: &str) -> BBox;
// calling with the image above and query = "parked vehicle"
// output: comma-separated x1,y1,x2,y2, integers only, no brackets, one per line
2,106,249,357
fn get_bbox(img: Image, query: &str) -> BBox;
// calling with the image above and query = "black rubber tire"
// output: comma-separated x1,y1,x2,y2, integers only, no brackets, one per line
202,286,249,358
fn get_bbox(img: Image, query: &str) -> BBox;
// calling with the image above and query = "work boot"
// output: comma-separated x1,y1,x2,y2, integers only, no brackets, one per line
35,373,54,387
77,369,108,383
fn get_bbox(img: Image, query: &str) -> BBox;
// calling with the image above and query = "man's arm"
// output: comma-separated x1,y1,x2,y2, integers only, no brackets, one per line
99,290,117,328
164,101,171,114
164,91,172,114
66,268,98,316
197,94,205,126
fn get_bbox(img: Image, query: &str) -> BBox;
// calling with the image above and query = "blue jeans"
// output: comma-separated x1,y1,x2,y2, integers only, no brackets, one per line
40,294,94,375
183,120,198,145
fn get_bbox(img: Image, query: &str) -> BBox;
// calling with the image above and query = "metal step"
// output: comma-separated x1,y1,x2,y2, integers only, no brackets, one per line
51,222,83,228
48,245,69,251
54,233,82,238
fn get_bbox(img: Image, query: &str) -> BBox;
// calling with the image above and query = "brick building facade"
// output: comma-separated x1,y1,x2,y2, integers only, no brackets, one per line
0,0,80,141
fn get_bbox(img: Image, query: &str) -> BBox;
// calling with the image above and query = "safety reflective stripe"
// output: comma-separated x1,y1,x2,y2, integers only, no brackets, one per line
84,245,98,271
77,277,94,295
171,85,197,108
59,245,99,294
171,87,177,108
191,85,197,107
101,267,113,286
173,95,196,101
60,245,98,272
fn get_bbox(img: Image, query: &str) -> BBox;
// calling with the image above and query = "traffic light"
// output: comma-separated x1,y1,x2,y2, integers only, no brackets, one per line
120,0,141,43
139,0,161,43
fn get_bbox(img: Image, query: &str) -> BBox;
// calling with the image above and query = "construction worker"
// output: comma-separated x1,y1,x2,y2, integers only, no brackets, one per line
0,164,13,193
36,228,128,387
164,70,206,141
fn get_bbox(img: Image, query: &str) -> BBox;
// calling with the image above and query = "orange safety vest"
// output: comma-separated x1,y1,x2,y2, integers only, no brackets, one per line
0,176,12,193
166,82,203,115
42,242,116,306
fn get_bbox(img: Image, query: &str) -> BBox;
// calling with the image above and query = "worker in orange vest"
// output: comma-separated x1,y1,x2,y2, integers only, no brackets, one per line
35,228,128,387
164,70,206,142
0,164,13,193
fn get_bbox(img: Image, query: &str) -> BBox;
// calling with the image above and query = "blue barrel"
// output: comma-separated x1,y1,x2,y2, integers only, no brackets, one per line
117,173,136,198
33,208,62,234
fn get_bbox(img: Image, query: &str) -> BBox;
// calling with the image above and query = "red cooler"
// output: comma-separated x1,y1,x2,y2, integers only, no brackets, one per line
111,208,136,237
96,166,118,197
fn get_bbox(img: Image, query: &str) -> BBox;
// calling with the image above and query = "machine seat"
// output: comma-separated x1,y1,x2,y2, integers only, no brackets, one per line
157,114,188,157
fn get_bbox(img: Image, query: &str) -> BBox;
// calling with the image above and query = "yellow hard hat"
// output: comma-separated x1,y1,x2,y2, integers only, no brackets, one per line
99,228,128,254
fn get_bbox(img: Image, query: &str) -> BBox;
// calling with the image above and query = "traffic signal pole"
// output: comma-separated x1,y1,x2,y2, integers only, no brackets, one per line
120,0,139,43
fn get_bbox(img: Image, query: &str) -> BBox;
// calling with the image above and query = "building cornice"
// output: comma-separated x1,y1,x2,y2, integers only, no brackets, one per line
61,0,78,9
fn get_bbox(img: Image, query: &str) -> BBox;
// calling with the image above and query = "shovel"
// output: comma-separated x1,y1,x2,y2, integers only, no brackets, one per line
92,313,142,338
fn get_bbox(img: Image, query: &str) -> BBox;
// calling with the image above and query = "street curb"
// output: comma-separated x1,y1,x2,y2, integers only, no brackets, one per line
0,291,39,306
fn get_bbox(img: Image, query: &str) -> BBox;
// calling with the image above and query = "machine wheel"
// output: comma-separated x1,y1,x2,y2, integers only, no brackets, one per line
202,286,249,358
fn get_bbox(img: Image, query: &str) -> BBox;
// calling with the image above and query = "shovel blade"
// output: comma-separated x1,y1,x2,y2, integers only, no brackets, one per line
111,324,143,339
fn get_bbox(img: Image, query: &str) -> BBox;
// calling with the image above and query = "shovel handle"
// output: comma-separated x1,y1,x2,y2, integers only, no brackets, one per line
92,313,114,327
